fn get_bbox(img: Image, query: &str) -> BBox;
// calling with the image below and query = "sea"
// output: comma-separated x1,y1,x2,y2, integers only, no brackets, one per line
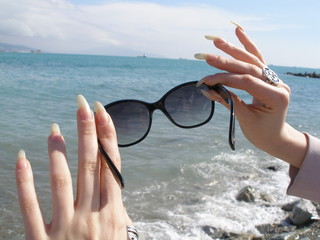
1,52,320,239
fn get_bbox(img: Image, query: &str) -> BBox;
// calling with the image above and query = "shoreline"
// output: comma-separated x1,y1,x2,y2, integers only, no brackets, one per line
286,72,320,79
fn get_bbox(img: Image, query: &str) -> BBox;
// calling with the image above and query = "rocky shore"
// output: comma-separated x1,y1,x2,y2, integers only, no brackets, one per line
200,166,320,240
286,72,320,79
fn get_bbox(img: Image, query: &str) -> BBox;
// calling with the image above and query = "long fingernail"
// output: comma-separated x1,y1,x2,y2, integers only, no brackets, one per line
200,89,222,102
231,20,244,31
77,95,92,120
196,78,206,87
94,101,110,124
194,53,208,60
18,149,26,159
50,123,61,135
17,150,27,169
204,35,219,41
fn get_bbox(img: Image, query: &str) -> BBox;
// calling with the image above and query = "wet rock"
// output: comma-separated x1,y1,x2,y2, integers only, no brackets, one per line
281,201,299,212
259,193,273,203
236,186,256,202
290,199,319,226
266,166,279,172
201,225,239,239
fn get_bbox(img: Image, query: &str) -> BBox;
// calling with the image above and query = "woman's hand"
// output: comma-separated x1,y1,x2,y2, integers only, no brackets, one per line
195,24,307,168
15,95,132,239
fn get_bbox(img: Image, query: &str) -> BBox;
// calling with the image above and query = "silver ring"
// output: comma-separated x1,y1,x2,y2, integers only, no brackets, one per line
263,67,282,86
127,226,139,240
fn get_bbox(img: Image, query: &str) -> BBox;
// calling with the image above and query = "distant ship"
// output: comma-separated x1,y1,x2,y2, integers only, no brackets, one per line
137,54,147,58
31,50,42,53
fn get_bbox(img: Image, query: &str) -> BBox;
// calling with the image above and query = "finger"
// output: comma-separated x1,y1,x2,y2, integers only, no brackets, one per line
48,123,74,226
199,73,290,110
16,150,47,240
195,53,263,80
76,95,100,210
206,36,265,68
94,101,122,205
235,27,267,65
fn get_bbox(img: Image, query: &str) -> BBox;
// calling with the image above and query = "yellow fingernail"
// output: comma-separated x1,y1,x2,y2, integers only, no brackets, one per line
231,20,244,31
196,78,206,87
77,94,92,120
94,101,110,124
194,53,208,60
94,101,105,113
200,89,222,102
17,149,26,159
50,123,61,135
204,35,219,41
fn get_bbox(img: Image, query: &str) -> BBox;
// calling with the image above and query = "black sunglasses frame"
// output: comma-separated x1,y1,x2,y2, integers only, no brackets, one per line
98,81,235,189
104,81,235,149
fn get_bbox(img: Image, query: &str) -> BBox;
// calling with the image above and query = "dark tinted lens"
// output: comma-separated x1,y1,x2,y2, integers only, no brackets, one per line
106,101,150,146
164,84,212,127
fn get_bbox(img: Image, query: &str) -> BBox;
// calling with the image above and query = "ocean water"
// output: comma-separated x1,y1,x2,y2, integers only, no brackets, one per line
1,53,320,239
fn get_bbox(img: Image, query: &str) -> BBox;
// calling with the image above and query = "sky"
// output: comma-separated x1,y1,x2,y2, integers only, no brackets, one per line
0,0,320,68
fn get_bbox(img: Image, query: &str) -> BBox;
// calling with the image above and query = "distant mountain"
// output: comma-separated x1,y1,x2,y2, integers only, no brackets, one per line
0,42,38,53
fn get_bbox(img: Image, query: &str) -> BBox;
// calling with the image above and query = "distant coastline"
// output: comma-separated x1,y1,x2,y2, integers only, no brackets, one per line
286,72,320,79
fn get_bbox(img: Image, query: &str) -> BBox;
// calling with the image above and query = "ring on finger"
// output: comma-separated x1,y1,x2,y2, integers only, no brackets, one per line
127,226,139,240
262,67,283,86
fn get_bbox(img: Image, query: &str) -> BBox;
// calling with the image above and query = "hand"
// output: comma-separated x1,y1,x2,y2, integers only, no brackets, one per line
195,24,307,168
15,95,132,240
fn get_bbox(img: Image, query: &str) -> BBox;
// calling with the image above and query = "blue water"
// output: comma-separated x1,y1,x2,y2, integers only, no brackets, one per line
1,53,320,239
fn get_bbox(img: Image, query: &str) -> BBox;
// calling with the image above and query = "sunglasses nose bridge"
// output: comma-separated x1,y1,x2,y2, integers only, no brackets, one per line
150,100,164,111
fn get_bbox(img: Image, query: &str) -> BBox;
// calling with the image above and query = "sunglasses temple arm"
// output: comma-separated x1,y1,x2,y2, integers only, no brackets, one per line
210,84,236,150
98,139,125,189
228,99,236,150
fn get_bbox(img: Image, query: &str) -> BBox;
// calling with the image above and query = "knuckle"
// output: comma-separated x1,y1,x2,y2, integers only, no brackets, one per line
16,173,32,187
82,160,99,175
276,88,290,105
22,198,39,214
242,74,256,84
247,64,260,76
79,122,96,136
51,173,70,190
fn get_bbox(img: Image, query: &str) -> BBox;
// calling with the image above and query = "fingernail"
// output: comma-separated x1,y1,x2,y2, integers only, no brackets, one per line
50,123,61,135
200,89,222,102
17,150,27,169
194,53,208,60
196,78,206,87
205,35,219,41
18,149,26,159
77,94,92,120
231,20,244,31
94,101,110,124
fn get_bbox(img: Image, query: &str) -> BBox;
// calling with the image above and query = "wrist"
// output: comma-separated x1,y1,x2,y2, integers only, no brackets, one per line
272,123,307,168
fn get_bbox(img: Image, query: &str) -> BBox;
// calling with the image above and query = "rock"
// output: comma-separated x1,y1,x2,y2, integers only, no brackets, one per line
266,166,279,172
259,193,273,203
290,199,319,226
281,201,299,212
236,186,256,202
201,225,239,239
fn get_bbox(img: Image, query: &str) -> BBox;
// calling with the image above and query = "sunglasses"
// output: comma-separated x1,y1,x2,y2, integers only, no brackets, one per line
98,81,235,188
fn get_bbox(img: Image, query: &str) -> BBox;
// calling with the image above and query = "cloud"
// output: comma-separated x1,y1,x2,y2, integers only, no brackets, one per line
0,0,318,68
0,0,256,57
